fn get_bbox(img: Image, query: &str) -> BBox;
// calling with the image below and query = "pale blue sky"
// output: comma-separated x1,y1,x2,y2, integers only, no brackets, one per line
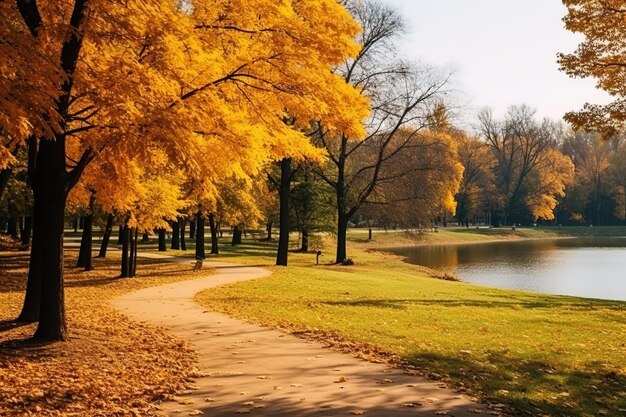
384,0,610,122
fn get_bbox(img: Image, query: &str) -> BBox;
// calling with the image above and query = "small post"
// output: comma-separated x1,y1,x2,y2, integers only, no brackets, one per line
316,250,323,265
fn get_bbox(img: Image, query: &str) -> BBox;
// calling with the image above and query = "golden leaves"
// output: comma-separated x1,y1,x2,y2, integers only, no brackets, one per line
0,254,202,417
559,0,626,133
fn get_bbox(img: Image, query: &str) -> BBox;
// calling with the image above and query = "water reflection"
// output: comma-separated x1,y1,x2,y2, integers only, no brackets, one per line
391,238,626,301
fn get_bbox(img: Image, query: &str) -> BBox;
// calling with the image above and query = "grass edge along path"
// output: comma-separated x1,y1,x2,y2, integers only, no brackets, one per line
195,239,626,417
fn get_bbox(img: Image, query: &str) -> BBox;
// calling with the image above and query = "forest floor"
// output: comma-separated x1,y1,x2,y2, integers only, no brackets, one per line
0,235,204,417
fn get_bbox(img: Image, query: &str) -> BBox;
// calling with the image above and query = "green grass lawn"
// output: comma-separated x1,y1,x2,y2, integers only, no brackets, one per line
193,231,626,417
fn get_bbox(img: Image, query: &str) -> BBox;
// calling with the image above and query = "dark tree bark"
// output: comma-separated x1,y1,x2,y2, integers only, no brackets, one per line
368,227,372,241
73,217,79,233
0,167,12,202
158,228,166,252
266,220,273,240
195,212,205,259
7,217,18,239
209,213,218,255
276,158,292,266
171,220,180,249
98,214,114,258
76,195,94,270
189,220,196,239
117,225,123,244
120,224,131,278
30,136,69,341
231,226,242,246
16,225,42,322
300,227,309,252
130,228,138,277
180,217,187,251
142,232,149,242
21,216,33,246
76,210,93,271
336,214,349,263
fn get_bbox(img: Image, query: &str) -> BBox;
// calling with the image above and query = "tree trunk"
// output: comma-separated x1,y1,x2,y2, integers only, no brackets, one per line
0,167,11,202
16,223,42,323
120,224,131,278
180,217,187,251
130,228,138,277
368,226,372,241
171,220,180,250
20,216,33,245
158,228,166,252
31,137,68,341
21,0,88,341
189,220,196,239
7,217,18,239
276,158,291,266
209,213,218,255
117,225,123,244
300,227,309,252
98,214,114,258
142,232,149,242
73,217,78,233
232,226,242,246
195,212,205,259
76,210,93,271
266,220,273,240
335,213,349,264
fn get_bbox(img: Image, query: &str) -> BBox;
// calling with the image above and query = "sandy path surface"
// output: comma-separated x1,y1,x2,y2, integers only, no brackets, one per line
113,259,490,417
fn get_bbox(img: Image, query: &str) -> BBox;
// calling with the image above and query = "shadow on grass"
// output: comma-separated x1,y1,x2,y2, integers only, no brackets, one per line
321,293,626,313
405,350,625,417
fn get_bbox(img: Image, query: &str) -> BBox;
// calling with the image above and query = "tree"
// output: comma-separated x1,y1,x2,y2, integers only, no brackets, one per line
455,133,496,225
558,0,626,135
478,105,574,225
3,0,367,340
561,131,616,224
290,166,336,252
315,0,449,263
358,127,463,229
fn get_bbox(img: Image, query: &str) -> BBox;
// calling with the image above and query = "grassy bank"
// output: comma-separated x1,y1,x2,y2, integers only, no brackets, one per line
195,232,626,417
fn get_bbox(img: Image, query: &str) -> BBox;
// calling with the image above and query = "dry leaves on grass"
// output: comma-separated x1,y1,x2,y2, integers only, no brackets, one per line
0,250,208,416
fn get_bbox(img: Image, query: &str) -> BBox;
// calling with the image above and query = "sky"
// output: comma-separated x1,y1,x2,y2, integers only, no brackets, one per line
383,0,611,123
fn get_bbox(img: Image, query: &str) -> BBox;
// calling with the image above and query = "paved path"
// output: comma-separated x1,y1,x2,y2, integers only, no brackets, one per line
113,260,490,417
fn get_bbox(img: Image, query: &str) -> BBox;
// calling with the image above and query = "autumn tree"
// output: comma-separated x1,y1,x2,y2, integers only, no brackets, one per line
358,127,463,229
561,131,618,224
455,133,496,226
4,0,367,340
478,105,574,224
315,0,450,263
558,0,626,135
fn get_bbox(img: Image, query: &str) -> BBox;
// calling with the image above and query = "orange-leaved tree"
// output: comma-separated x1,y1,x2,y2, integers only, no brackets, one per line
558,0,626,134
4,0,367,341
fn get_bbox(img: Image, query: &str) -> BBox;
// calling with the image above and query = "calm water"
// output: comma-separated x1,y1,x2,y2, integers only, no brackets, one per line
391,238,626,301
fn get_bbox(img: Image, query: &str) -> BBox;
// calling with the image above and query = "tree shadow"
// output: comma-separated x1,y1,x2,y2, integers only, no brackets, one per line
404,350,625,417
322,295,626,312
0,320,31,333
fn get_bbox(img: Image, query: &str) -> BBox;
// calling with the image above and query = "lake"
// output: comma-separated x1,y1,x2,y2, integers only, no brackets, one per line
390,238,626,301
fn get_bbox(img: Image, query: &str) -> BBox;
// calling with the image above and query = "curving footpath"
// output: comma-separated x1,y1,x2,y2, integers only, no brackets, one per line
113,258,491,417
